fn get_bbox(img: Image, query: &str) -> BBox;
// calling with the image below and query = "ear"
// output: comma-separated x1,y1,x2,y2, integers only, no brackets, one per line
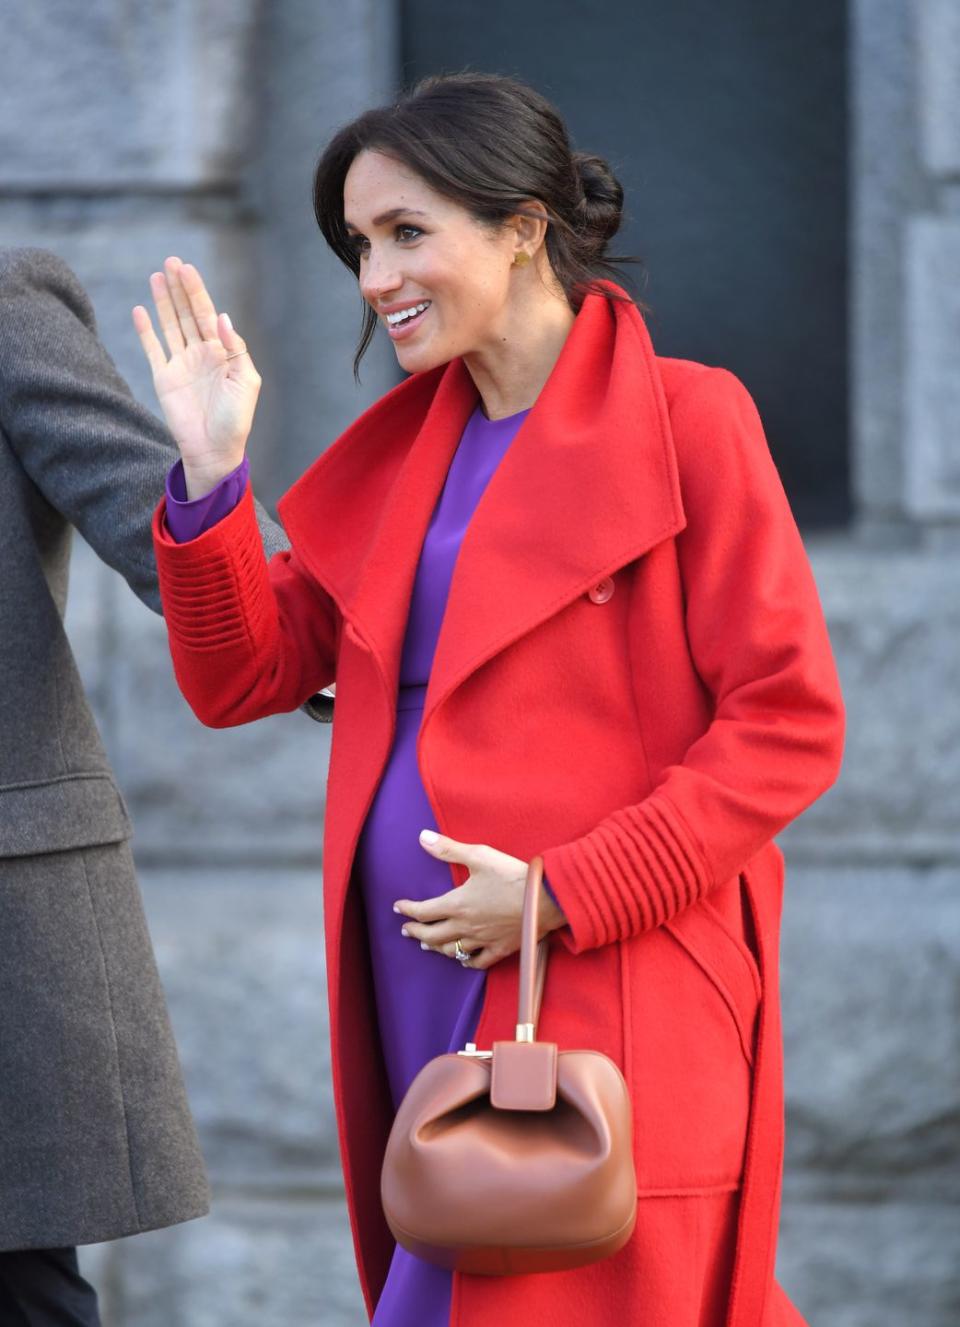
510,201,550,259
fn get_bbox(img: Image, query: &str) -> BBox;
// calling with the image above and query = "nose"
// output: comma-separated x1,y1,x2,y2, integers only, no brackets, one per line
360,245,403,306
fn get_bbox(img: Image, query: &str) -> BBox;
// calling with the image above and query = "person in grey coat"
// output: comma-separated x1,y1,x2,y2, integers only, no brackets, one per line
0,246,294,1324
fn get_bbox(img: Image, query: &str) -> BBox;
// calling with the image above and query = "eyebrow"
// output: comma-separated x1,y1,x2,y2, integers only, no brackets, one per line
343,208,428,233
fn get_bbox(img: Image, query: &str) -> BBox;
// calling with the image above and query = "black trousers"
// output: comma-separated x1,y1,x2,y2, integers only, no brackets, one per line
0,1248,101,1327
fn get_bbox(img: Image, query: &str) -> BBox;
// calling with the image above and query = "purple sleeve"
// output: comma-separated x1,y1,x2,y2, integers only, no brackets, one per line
542,871,564,914
164,456,250,543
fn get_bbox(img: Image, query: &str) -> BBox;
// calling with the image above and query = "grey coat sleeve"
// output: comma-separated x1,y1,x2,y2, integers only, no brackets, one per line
0,246,290,615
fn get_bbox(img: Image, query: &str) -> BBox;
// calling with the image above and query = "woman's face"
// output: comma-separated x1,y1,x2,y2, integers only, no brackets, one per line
343,150,519,374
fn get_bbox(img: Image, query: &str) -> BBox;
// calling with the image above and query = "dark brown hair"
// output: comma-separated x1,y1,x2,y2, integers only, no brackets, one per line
312,71,645,379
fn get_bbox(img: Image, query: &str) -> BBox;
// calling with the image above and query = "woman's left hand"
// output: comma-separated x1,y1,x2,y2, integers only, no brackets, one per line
393,831,568,970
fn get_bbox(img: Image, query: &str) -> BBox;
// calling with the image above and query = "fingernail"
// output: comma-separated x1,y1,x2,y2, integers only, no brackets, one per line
222,312,233,331
400,926,409,937
419,829,439,844
420,942,429,951
392,904,401,914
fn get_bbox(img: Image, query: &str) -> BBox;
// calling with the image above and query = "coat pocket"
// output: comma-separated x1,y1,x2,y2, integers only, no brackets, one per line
0,772,133,859
663,881,762,1068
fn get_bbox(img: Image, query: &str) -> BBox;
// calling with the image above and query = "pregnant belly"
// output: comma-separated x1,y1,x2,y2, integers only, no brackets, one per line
355,685,485,1107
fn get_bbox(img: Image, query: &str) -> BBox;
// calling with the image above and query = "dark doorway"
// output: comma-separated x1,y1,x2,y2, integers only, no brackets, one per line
400,2,849,528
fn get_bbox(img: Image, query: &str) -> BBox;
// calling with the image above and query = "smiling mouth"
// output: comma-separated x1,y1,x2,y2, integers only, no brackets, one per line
385,301,431,337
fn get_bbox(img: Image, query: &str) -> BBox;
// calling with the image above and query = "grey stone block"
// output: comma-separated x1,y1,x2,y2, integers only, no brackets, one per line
137,865,341,1186
904,218,960,519
779,865,960,1198
781,545,960,860
79,1193,367,1327
776,1195,960,1327
0,2,259,188
918,0,960,176
850,0,921,525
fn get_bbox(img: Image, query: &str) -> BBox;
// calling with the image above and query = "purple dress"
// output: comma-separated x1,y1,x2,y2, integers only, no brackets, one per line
166,402,531,1325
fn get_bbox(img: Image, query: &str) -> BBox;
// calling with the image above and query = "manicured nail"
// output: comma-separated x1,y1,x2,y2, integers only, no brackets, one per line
222,312,233,331
400,926,409,937
392,904,401,913
420,829,439,844
420,942,429,951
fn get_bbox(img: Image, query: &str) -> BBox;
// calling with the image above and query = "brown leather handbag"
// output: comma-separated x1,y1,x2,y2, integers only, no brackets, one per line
380,856,637,1275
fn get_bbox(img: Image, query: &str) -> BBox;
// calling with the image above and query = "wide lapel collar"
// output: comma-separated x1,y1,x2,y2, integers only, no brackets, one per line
422,284,686,722
278,283,685,721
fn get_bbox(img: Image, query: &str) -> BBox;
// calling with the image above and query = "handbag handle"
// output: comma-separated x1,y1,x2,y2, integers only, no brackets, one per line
516,855,550,1041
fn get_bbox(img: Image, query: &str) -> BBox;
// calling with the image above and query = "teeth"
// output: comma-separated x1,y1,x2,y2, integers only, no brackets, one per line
386,301,429,325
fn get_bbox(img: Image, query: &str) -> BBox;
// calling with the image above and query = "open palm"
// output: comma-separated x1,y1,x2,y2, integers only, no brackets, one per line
132,256,260,486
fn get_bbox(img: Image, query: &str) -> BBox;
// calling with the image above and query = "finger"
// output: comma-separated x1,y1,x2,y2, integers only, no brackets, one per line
149,270,186,356
436,940,483,962
131,305,168,377
164,256,201,345
178,262,221,341
402,919,461,945
418,829,485,867
395,890,460,924
218,312,255,375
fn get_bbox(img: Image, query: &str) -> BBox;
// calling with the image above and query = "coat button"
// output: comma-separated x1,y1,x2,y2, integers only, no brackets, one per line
588,577,615,604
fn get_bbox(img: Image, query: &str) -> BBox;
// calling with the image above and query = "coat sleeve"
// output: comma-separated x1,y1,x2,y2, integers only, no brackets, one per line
540,367,845,953
152,479,340,726
0,246,289,614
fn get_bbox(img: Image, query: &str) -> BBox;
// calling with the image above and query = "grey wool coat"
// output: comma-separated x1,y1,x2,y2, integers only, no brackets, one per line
0,246,292,1250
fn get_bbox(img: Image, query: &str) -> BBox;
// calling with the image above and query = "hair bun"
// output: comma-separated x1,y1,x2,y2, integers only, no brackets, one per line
573,152,624,251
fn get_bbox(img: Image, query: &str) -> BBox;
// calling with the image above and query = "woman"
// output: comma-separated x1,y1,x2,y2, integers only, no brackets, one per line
133,73,844,1327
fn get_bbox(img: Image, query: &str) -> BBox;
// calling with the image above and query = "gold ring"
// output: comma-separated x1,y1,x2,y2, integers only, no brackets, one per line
225,349,248,360
454,939,471,965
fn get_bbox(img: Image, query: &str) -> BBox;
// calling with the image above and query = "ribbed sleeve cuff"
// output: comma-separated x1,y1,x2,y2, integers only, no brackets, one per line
540,792,711,953
152,482,277,654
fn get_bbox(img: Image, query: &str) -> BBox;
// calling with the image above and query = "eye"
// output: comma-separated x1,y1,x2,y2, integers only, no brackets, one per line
346,224,423,259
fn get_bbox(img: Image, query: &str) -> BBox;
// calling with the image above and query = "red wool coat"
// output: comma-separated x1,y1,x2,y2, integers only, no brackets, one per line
153,284,844,1327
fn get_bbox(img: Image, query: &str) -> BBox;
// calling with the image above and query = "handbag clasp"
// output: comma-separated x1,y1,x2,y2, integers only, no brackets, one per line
457,1042,493,1059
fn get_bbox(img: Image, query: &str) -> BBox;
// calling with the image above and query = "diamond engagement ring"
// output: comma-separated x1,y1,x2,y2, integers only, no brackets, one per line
454,939,472,965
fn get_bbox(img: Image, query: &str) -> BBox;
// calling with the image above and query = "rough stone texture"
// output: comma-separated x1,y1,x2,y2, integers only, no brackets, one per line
78,1194,367,1327
776,1196,960,1327
918,0,960,176
0,2,260,188
779,865,960,1199
779,544,960,861
904,219,960,519
849,0,925,529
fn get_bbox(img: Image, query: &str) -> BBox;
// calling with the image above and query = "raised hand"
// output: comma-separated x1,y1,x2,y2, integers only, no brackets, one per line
132,256,261,498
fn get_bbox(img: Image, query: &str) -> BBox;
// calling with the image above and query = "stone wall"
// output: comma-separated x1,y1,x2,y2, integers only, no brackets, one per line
0,2,956,1323
771,3,960,1321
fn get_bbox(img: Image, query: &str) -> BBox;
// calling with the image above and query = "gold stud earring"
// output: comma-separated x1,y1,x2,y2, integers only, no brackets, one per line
513,251,531,267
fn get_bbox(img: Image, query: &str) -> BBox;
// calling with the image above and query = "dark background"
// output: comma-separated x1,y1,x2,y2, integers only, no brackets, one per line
401,0,849,528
